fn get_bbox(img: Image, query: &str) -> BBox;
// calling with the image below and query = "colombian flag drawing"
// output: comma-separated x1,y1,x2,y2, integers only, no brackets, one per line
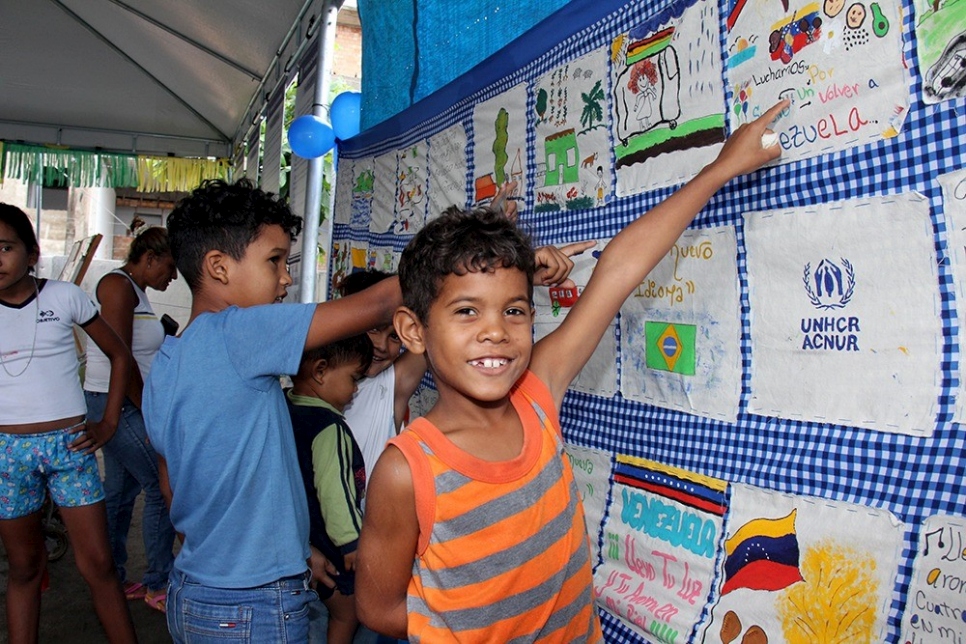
721,509,803,595
645,321,696,375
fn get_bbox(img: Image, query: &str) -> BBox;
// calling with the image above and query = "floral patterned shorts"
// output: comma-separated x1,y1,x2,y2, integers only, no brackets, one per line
0,424,104,519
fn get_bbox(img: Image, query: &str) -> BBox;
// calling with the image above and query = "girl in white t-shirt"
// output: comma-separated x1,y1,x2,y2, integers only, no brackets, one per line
0,204,137,643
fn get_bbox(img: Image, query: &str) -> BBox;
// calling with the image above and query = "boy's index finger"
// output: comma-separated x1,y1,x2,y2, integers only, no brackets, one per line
756,99,790,150
491,180,518,214
759,98,791,128
559,240,597,257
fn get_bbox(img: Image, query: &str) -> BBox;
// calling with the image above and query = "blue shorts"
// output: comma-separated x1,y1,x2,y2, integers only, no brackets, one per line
0,424,105,520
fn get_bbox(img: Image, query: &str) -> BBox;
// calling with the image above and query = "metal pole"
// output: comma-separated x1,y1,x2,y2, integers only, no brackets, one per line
299,0,339,303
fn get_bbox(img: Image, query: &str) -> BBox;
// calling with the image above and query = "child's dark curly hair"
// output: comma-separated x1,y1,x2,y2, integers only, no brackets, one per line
299,333,374,375
398,206,535,322
166,179,302,290
338,269,393,298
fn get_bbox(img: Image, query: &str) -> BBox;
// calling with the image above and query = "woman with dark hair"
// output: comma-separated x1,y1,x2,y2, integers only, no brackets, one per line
84,226,178,613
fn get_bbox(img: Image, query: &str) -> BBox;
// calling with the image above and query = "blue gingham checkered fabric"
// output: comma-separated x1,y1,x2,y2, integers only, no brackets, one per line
333,0,966,640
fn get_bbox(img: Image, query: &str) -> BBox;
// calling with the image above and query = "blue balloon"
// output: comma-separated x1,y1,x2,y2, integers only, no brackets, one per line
288,115,335,159
330,91,362,140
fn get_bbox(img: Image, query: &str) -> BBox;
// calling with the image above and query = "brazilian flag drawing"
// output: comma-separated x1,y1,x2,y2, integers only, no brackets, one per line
645,322,696,375
721,509,803,595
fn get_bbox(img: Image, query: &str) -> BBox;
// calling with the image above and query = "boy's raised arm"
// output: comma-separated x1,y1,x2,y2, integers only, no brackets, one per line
305,276,403,351
531,100,789,406
356,446,419,638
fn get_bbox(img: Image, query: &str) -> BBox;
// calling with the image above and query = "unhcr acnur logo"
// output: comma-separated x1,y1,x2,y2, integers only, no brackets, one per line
799,257,860,352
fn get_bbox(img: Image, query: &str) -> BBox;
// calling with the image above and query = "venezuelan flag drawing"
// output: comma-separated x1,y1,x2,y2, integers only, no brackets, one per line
721,509,803,595
645,321,696,375
615,455,728,517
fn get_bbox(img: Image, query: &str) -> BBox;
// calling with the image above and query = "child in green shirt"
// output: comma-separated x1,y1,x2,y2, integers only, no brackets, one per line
288,334,374,644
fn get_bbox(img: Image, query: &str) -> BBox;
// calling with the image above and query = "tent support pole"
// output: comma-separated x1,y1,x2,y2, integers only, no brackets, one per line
300,0,339,303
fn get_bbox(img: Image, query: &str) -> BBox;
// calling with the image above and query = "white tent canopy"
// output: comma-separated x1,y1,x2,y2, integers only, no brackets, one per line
0,0,336,159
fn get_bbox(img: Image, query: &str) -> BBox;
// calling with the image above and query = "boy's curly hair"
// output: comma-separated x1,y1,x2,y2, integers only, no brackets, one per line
398,206,535,321
299,333,374,375
166,179,302,290
338,269,393,298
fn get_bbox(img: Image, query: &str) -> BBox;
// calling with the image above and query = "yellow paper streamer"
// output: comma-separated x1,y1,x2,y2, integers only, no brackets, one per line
136,156,230,193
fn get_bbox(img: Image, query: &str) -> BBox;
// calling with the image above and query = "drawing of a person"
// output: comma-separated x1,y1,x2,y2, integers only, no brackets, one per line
595,166,606,207
628,59,659,131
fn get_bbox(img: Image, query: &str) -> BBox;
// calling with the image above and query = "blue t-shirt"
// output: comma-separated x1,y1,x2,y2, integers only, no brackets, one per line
143,303,316,588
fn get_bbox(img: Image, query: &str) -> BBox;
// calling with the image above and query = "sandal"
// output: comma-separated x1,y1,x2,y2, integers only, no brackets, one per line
145,588,167,614
123,581,146,600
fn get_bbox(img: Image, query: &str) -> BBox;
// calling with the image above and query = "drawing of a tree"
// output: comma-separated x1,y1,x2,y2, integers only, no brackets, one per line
777,541,879,643
580,79,605,132
536,88,549,121
493,108,509,185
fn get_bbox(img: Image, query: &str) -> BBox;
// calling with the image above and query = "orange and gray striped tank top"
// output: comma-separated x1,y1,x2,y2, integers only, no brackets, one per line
387,370,603,643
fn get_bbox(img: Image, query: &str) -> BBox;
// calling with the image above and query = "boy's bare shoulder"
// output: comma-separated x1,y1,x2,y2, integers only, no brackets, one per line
368,444,413,493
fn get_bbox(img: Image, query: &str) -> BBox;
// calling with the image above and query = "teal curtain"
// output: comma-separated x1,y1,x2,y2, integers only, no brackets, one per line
358,0,572,130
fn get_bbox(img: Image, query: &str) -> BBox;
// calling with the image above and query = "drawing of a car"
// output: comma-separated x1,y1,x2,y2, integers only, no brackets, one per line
925,30,966,102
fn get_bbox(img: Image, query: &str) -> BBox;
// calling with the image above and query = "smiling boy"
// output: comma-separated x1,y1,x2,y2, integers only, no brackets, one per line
341,247,594,489
355,101,788,641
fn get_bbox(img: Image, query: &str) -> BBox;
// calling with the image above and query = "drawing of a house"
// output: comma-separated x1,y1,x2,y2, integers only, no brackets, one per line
544,129,579,186
510,148,524,189
475,174,497,201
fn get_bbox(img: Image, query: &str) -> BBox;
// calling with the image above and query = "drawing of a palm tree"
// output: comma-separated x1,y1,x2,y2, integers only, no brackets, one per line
579,80,605,132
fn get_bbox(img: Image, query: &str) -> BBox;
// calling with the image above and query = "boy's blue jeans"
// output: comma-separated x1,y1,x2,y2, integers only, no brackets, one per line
85,391,175,592
167,569,316,642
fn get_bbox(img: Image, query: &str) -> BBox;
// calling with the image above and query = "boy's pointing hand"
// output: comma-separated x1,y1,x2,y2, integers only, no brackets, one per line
713,99,790,178
534,240,597,289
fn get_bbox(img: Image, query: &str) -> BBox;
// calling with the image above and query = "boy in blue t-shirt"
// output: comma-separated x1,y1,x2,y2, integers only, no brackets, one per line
143,179,401,643
288,334,373,644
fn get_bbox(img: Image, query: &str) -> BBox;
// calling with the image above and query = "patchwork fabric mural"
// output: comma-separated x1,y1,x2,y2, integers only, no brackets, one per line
330,0,966,640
